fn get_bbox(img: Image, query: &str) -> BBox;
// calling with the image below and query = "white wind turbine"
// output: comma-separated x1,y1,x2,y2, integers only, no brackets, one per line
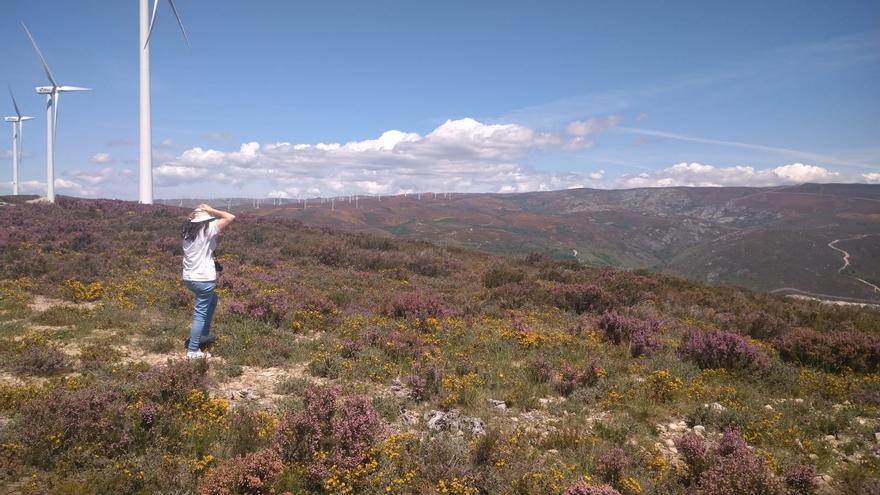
140,0,189,205
4,89,35,196
22,23,91,203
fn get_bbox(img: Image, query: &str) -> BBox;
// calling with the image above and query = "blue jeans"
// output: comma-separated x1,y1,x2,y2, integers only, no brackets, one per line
185,280,217,352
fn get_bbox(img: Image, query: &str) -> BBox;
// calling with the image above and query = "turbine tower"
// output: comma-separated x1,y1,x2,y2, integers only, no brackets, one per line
4,89,35,195
141,0,189,204
22,23,91,203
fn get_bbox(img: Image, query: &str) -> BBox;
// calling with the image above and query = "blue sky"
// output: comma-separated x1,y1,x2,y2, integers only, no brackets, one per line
2,0,879,199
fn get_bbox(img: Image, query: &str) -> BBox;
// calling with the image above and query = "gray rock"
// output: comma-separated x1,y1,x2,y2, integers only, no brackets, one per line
424,410,486,436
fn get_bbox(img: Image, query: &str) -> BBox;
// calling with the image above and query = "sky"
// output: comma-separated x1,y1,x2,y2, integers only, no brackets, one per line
1,0,879,200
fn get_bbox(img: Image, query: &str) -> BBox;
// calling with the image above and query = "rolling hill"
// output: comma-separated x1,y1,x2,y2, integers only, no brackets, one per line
237,184,880,303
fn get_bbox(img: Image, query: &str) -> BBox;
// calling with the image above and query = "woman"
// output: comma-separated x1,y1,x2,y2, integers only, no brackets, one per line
182,203,235,359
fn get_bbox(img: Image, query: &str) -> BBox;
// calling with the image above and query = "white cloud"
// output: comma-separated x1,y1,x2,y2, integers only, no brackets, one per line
91,153,111,164
617,162,840,188
589,170,605,180
861,172,880,183
564,116,622,150
771,163,838,182
566,116,622,137
154,118,599,196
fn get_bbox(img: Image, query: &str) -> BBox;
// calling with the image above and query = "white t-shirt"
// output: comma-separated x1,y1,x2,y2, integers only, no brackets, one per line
182,222,219,281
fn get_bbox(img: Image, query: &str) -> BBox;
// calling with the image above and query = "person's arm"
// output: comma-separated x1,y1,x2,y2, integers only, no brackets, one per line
199,204,236,232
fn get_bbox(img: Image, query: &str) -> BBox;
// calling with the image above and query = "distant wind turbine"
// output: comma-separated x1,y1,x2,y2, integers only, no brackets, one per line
22,23,91,203
4,89,35,196
140,0,189,204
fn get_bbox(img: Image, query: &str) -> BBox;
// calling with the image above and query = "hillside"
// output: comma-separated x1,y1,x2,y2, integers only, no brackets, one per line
239,184,880,303
1,198,879,494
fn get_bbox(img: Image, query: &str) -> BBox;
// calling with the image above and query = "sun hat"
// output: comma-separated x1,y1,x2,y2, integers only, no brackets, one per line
189,208,216,223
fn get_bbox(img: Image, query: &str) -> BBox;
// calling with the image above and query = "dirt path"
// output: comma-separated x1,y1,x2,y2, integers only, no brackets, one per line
828,239,851,272
828,235,880,294
769,287,880,306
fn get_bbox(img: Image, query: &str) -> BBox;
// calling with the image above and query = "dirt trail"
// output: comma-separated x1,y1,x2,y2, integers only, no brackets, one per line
828,235,880,294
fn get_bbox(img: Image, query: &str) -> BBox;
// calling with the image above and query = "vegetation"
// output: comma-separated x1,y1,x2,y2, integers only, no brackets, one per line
0,197,878,494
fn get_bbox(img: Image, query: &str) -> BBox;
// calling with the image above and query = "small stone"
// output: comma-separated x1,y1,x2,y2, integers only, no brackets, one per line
874,432,880,443
764,404,774,411
706,402,726,413
693,425,706,437
664,438,675,448
488,399,507,410
794,398,804,404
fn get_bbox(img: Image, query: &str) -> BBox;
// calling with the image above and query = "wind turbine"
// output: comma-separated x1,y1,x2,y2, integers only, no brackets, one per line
4,89,35,195
22,23,91,203
140,0,189,205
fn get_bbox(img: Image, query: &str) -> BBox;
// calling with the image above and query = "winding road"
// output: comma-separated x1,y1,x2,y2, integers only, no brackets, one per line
828,235,880,293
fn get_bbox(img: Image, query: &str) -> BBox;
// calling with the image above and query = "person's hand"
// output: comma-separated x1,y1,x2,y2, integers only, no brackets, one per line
198,203,213,212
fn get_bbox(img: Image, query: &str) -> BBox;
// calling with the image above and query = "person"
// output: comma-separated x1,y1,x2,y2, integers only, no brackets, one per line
181,204,235,359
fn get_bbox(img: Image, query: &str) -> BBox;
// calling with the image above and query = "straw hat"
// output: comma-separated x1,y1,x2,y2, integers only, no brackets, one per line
189,208,216,223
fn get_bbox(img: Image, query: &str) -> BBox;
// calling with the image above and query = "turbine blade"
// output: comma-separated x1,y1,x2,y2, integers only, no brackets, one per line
57,86,93,92
9,87,22,118
21,22,58,88
167,0,190,46
145,0,161,48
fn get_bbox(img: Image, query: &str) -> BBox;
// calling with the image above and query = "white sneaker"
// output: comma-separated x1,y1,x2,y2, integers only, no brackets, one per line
186,350,212,360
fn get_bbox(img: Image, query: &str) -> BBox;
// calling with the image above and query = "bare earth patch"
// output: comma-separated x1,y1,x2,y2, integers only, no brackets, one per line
208,363,328,409
27,295,96,312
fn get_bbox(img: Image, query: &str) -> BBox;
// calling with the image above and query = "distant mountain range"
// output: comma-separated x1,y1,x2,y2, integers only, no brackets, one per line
230,183,876,302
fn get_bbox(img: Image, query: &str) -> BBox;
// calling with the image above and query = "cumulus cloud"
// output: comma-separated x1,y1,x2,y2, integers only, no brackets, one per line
91,153,111,164
564,115,622,150
618,162,840,188
155,118,601,196
566,116,622,137
137,117,864,198
862,172,880,183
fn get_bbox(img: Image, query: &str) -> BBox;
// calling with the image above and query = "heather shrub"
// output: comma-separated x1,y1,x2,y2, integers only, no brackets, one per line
489,281,546,309
408,249,458,277
739,310,790,340
555,361,602,396
17,386,129,466
597,310,664,356
777,328,880,372
405,358,444,401
552,283,613,314
12,341,68,376
312,243,345,267
564,481,622,495
527,356,554,383
675,433,710,483
677,430,781,495
275,385,383,481
483,264,526,288
136,359,209,405
382,291,457,319
197,447,284,495
597,446,628,483
681,329,768,371
630,325,664,357
783,464,817,495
